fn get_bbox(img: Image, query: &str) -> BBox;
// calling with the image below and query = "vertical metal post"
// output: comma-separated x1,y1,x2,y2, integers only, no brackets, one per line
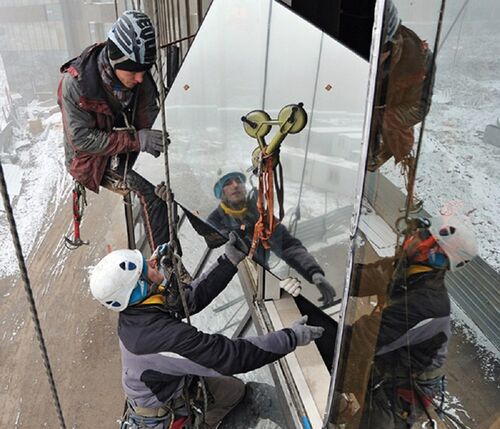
197,0,203,26
185,0,192,46
165,0,173,43
176,0,183,55
323,0,387,425
171,0,178,44
60,0,80,57
123,194,136,250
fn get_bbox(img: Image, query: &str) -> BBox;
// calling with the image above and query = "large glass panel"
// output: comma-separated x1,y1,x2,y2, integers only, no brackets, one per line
134,0,372,423
328,1,500,428
273,28,369,310
189,247,249,338
137,0,369,314
141,0,269,211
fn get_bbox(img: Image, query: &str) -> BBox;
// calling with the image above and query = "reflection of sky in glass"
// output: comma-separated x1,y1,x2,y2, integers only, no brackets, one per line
144,0,369,222
137,0,369,296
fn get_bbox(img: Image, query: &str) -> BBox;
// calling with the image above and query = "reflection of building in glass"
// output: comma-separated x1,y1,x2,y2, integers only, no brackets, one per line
0,1,120,98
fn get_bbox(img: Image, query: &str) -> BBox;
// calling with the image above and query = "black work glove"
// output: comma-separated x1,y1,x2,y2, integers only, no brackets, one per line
138,129,167,158
290,315,324,347
312,273,336,309
152,243,170,261
224,231,248,266
155,181,167,201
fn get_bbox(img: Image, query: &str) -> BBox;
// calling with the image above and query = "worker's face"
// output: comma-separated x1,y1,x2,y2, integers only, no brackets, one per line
222,178,246,206
145,258,165,285
114,69,146,89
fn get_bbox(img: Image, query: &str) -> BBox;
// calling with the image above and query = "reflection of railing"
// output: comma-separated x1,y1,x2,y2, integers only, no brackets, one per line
447,257,500,350
292,205,353,248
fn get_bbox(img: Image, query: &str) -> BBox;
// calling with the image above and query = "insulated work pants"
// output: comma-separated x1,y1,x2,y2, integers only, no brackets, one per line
105,166,169,252
125,377,245,429
356,386,425,429
201,376,246,428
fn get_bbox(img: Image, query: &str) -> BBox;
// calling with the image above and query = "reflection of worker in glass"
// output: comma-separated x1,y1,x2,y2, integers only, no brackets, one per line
206,171,336,308
368,0,434,173
337,216,477,428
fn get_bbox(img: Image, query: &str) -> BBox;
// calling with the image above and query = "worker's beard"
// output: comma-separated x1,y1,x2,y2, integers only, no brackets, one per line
222,194,246,211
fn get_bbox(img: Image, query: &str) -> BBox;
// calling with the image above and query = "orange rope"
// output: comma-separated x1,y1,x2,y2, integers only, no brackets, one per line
249,156,276,258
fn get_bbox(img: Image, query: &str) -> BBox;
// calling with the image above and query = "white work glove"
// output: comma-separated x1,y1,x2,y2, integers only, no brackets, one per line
224,231,248,267
280,277,302,297
290,315,324,347
138,129,167,158
312,273,336,309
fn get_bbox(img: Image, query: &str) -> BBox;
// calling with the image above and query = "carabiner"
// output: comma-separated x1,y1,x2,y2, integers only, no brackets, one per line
422,419,437,429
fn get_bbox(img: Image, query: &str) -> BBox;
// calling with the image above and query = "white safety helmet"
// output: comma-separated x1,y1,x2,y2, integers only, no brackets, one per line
89,249,149,312
428,215,478,272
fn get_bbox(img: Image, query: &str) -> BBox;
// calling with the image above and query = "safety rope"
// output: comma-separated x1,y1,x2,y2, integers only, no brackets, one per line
250,156,275,258
0,160,67,429
242,104,306,259
401,1,446,226
64,180,89,249
391,6,448,417
152,5,210,426
153,0,191,326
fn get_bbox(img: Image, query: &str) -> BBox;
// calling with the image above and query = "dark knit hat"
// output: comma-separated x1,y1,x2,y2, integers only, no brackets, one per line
108,40,153,72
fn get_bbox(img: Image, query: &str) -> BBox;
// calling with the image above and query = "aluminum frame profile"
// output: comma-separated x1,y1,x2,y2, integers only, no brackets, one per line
323,0,388,426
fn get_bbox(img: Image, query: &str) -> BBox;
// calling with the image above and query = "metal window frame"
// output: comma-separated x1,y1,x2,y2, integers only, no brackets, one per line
322,0,387,425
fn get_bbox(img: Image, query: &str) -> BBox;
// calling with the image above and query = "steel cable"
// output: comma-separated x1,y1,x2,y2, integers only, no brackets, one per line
153,0,191,325
0,160,67,429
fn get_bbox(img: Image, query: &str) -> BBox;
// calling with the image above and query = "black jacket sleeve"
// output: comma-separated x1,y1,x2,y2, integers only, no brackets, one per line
269,224,324,282
183,255,238,315
206,210,231,248
119,309,297,377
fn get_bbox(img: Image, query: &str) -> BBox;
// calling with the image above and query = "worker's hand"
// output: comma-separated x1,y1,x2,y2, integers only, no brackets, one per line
138,129,166,157
338,393,361,423
280,277,302,297
290,315,324,347
312,273,336,309
152,243,170,261
224,231,248,267
155,181,167,201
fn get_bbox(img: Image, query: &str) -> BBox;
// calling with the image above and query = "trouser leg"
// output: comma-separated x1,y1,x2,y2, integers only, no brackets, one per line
358,386,425,429
356,387,397,429
102,163,169,252
203,376,246,428
124,169,169,251
102,165,169,252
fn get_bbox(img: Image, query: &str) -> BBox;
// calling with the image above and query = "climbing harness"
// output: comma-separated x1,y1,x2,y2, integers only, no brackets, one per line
119,407,173,429
241,103,308,257
64,180,89,249
65,101,139,250
0,161,67,428
118,398,190,429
